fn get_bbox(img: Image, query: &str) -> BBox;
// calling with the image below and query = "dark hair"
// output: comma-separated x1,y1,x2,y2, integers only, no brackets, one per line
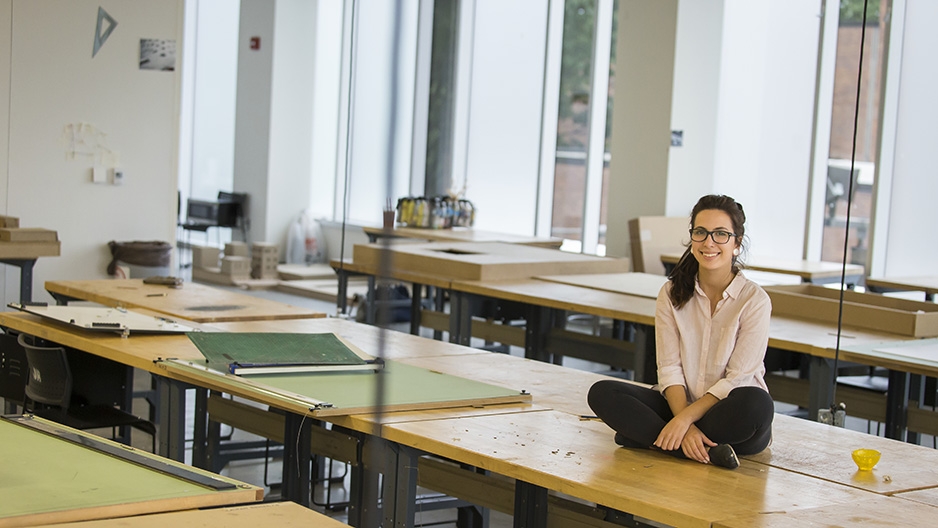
667,194,747,309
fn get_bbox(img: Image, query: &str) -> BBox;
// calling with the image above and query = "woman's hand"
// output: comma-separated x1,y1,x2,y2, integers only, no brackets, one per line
654,415,692,452
680,424,716,463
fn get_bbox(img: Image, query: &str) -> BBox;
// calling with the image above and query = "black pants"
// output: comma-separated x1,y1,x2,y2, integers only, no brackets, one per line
587,380,774,456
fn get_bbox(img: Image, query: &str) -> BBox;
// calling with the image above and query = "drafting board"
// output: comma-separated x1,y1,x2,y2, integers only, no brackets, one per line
8,303,198,335
160,357,531,417
186,332,383,375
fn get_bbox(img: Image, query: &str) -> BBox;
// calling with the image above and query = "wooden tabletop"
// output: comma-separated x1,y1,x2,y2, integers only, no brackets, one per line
661,252,864,281
382,409,872,528
352,241,628,281
330,258,456,289
713,495,938,527
0,240,60,259
451,278,657,325
750,413,938,494
535,272,668,299
45,279,325,323
0,312,208,373
767,316,911,358
58,500,349,527
866,275,938,298
836,338,938,378
363,225,564,249
2,415,261,527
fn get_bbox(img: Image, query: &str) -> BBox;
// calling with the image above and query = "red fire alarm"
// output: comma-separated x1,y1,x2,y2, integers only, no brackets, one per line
250,36,261,50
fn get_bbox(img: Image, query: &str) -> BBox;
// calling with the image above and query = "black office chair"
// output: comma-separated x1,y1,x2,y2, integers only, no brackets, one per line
0,330,27,412
19,333,157,452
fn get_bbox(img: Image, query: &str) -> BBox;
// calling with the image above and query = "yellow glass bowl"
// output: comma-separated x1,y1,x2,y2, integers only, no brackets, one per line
852,448,881,471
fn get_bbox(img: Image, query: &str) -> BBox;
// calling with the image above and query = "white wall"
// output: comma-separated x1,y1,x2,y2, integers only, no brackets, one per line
882,0,938,275
460,1,549,235
267,0,317,249
666,0,723,217
1,0,182,304
232,0,274,245
605,0,678,258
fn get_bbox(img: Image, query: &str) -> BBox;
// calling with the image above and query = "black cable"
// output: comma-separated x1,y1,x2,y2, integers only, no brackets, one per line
830,0,870,412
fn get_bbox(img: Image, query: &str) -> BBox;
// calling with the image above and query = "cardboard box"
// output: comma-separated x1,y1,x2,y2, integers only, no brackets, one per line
0,228,58,242
765,284,938,337
191,245,221,270
0,216,19,228
221,255,251,277
628,216,688,274
224,241,249,257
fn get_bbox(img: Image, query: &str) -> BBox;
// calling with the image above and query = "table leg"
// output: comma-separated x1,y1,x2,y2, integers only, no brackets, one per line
513,480,548,528
366,276,377,325
633,324,656,384
17,259,34,304
336,268,350,315
524,305,550,363
381,441,419,528
807,357,835,422
349,435,385,527
282,412,312,507
191,388,209,469
450,290,472,346
410,283,423,335
885,370,910,442
433,287,445,340
156,376,188,462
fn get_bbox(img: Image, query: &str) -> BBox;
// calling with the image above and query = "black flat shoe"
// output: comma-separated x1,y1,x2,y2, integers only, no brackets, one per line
709,444,739,469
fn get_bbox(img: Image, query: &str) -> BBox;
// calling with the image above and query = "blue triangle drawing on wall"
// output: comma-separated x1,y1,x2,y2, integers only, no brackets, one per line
93,6,118,58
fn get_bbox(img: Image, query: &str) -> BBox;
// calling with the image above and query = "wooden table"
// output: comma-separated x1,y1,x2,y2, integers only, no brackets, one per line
866,275,938,301
58,502,347,528
1,414,261,527
534,272,668,298
661,252,865,286
0,239,60,303
45,279,325,323
713,495,938,527
9,314,938,527
363,225,564,249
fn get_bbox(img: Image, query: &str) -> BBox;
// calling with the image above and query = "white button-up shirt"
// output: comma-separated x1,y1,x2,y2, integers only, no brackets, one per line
655,271,771,402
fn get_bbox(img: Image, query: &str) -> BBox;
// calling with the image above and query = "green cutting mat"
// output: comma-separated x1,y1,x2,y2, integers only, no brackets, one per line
1,419,221,519
187,332,370,371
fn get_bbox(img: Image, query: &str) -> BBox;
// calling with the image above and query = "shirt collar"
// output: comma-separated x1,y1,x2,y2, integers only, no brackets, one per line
694,270,746,300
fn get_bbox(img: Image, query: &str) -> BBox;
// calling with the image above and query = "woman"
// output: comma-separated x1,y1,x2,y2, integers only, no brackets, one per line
588,194,774,469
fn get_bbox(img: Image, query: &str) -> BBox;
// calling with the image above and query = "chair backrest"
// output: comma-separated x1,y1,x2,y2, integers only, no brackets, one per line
217,191,248,228
627,216,689,274
0,331,27,405
18,333,73,410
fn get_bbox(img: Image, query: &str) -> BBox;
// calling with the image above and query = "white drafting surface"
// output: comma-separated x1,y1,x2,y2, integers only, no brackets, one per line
9,303,197,335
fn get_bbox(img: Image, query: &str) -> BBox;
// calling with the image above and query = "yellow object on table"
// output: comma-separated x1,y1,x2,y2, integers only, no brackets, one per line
852,448,881,471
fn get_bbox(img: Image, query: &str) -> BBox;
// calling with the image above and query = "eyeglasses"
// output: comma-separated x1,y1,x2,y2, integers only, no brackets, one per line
689,227,737,244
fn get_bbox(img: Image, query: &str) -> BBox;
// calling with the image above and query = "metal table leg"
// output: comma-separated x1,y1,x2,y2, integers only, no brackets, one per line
282,412,312,507
156,376,188,462
513,480,548,528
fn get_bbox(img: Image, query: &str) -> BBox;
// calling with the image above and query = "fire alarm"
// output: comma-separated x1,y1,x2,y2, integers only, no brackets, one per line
250,37,260,50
